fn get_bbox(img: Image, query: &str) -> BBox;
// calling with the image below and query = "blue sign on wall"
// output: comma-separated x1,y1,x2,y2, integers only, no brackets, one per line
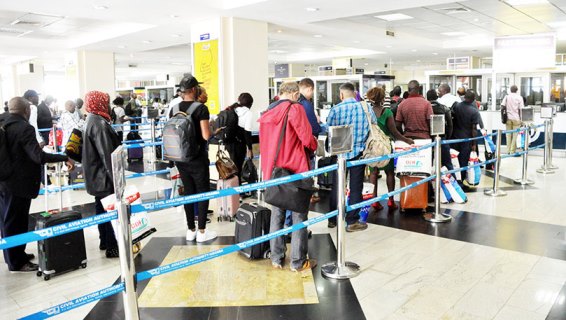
200,33,210,41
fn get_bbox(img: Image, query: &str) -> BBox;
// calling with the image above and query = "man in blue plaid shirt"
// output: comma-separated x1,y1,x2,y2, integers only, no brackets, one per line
326,82,374,232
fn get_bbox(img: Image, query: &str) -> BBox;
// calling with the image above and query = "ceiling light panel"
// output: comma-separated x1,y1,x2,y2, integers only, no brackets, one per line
505,0,548,5
441,31,469,36
374,13,414,21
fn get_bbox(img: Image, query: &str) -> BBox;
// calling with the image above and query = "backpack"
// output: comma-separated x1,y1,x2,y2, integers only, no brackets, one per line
215,109,239,143
111,107,117,123
0,120,14,181
360,101,392,168
162,102,202,162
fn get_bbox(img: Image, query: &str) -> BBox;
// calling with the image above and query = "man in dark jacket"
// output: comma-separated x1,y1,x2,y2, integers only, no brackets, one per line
427,89,454,170
82,91,121,258
37,95,54,144
0,97,71,272
452,90,482,186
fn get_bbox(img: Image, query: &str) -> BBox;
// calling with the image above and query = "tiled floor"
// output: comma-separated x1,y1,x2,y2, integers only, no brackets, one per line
1,151,565,320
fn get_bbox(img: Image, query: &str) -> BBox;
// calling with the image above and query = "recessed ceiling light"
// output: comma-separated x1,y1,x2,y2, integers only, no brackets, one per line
170,14,179,18
305,7,319,12
313,34,323,38
374,13,414,21
416,60,421,62
547,21,566,28
171,34,182,38
505,0,548,5
142,40,152,44
432,52,439,55
129,54,134,58
385,45,393,48
441,31,469,36
93,5,109,10
276,29,283,33
473,18,480,22
118,45,126,49
364,63,369,66
411,49,417,52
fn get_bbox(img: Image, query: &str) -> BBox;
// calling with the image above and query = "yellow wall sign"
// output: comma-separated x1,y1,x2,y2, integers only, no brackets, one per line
194,39,220,115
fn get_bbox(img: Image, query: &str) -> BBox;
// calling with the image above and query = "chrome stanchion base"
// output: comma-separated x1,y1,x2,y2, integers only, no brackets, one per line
513,178,535,185
423,212,452,223
536,167,555,174
484,189,507,197
321,261,361,280
548,164,559,170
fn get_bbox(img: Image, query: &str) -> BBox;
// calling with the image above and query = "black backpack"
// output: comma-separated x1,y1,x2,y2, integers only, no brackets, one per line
111,107,117,123
162,102,202,162
215,109,239,143
0,120,14,181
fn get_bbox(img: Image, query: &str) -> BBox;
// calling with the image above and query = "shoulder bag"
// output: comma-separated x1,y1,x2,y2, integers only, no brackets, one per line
216,147,238,180
264,103,314,214
360,101,392,168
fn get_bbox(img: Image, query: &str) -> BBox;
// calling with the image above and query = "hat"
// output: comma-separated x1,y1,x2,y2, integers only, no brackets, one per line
179,74,203,92
23,90,39,99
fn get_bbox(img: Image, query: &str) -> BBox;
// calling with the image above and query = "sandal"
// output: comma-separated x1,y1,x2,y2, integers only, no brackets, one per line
371,202,384,211
387,199,398,209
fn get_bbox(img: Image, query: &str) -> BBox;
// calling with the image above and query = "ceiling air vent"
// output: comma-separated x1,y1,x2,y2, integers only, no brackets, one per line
128,64,138,68
386,30,395,37
436,7,471,14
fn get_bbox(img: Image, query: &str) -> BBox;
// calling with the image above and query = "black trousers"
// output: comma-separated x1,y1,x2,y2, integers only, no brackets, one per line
94,196,118,250
329,155,366,225
453,141,472,182
441,142,453,171
225,141,246,184
0,189,32,270
176,154,210,230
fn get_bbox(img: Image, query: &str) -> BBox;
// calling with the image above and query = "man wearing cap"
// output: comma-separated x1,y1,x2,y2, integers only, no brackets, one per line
23,90,44,147
0,97,73,272
169,75,217,243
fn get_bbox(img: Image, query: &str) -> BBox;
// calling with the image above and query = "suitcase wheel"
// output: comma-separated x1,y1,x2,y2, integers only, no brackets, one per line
81,263,87,269
44,274,51,281
36,271,42,277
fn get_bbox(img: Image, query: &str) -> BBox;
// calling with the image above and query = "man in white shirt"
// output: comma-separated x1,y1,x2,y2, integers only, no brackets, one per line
501,85,524,154
59,100,84,147
437,84,461,110
23,90,44,146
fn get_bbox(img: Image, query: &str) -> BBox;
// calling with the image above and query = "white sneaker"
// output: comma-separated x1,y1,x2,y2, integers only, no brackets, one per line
196,229,217,243
186,229,197,241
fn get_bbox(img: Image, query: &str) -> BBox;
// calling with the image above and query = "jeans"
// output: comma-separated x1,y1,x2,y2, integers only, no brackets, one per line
506,119,521,154
94,196,118,250
270,206,307,269
453,141,472,182
0,190,32,270
176,154,210,230
329,155,365,225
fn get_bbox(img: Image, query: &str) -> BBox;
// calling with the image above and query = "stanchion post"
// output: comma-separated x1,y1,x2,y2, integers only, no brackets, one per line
514,126,534,185
111,146,140,320
537,120,555,175
424,136,451,222
548,118,558,170
43,164,49,211
322,125,360,280
52,126,63,209
485,129,507,197
147,120,157,164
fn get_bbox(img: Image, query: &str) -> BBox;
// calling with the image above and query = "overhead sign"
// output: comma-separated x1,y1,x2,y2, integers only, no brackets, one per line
274,64,289,78
493,34,556,72
200,33,210,41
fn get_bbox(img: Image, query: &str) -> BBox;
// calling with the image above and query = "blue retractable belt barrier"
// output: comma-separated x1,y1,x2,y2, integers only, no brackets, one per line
347,142,436,168
123,142,163,149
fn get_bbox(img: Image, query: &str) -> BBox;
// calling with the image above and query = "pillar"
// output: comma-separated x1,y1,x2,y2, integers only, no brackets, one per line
77,50,116,98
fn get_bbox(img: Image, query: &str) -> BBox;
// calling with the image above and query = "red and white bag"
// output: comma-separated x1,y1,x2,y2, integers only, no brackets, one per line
450,149,462,181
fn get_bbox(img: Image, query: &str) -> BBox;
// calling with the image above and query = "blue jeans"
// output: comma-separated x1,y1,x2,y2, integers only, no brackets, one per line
270,206,307,269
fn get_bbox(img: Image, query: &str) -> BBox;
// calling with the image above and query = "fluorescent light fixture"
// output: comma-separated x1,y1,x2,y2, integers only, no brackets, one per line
385,45,393,48
547,21,566,28
306,7,319,12
117,45,126,49
170,14,179,18
171,34,181,37
313,34,323,38
142,40,152,44
364,63,369,66
432,52,439,55
281,48,384,62
441,31,469,36
411,49,417,52
9,19,20,25
353,40,360,43
505,0,548,5
93,5,109,10
374,13,414,21
276,29,283,33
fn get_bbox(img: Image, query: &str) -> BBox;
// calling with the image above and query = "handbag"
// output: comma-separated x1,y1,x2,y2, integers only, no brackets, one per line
215,148,238,180
65,128,83,162
360,101,392,168
264,104,314,214
501,96,508,124
241,158,258,183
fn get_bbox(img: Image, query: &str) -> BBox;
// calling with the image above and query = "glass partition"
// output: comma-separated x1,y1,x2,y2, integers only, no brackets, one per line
520,77,544,106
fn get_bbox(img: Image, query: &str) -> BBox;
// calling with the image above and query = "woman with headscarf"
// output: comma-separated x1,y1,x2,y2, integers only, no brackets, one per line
224,93,254,183
82,91,121,258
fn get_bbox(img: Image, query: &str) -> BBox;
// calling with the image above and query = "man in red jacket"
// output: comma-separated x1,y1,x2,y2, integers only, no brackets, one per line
259,81,318,272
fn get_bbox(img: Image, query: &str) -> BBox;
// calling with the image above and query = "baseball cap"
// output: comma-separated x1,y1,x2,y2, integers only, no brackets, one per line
23,89,40,99
179,74,203,92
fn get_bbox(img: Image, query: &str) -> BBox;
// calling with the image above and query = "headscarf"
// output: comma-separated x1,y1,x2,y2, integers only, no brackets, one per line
85,91,111,122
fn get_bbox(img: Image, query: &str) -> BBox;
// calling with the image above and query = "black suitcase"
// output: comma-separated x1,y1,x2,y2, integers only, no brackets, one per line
36,211,87,280
317,157,335,188
484,151,495,170
235,203,271,259
126,131,144,162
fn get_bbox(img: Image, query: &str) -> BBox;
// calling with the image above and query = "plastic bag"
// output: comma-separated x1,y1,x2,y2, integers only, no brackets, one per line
439,166,467,204
450,149,462,181
466,152,481,186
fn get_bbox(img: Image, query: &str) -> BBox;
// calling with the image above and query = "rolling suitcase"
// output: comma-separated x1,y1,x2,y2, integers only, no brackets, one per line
234,203,271,259
217,176,240,222
399,175,429,212
127,131,143,163
36,164,87,281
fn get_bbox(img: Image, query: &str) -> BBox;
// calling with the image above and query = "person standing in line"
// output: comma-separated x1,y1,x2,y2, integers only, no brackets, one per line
82,91,121,258
326,82,371,232
223,93,254,183
23,90,44,147
298,78,321,203
259,81,318,272
173,75,217,243
37,95,54,144
125,92,142,130
501,85,524,154
437,84,461,110
452,90,482,188
0,97,72,272
75,98,86,120
366,87,414,210
59,100,84,147
457,87,466,101
111,97,127,142
395,80,433,140
427,89,454,170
